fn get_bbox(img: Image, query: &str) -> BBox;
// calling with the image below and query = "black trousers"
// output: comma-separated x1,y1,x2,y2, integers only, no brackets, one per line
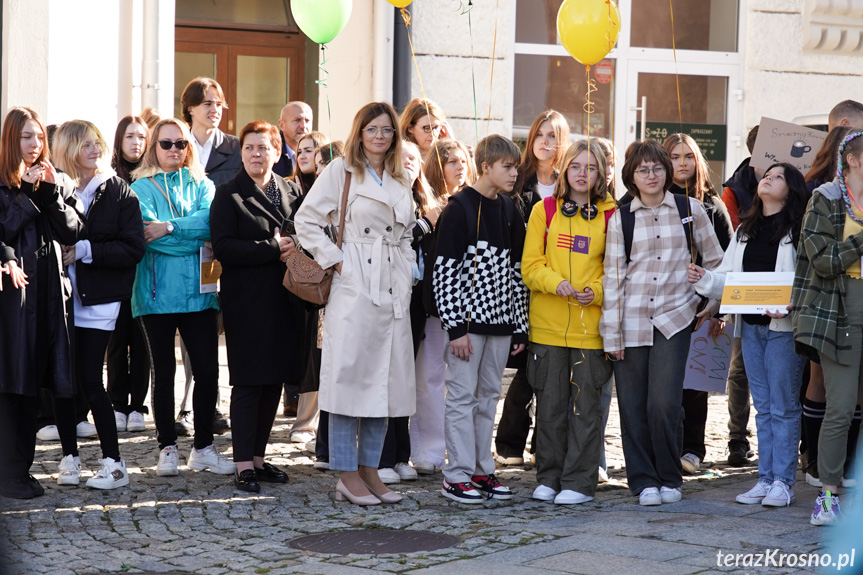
379,417,411,468
54,328,121,460
140,310,219,450
495,367,534,458
316,410,329,461
230,384,282,462
681,389,708,459
0,393,40,482
106,299,150,414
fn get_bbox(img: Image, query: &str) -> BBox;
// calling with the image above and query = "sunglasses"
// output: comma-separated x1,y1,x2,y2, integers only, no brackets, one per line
157,140,189,151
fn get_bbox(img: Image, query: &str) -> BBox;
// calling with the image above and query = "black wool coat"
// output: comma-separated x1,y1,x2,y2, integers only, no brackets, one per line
205,130,243,188
0,176,86,397
209,168,306,386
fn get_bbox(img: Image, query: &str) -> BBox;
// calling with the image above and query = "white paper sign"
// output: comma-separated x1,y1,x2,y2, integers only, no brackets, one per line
683,322,734,393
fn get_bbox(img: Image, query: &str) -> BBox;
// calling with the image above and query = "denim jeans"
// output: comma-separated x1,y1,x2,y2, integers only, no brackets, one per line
740,323,805,486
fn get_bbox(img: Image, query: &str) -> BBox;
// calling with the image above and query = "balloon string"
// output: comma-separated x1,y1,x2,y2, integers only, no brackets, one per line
315,44,334,160
486,0,500,135
460,1,480,145
669,0,695,264
400,7,445,189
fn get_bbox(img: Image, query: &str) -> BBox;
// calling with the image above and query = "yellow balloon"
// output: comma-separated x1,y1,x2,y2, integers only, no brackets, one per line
386,0,413,7
557,0,621,66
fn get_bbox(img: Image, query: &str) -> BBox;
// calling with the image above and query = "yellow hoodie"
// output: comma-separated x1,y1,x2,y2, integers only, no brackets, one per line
522,194,616,349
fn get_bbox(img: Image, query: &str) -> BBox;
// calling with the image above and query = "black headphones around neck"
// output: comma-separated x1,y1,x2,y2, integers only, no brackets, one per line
561,199,599,220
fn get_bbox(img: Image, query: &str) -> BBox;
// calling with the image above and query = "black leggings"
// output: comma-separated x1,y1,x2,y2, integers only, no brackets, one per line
230,384,282,462
55,328,121,460
107,299,150,414
140,310,219,450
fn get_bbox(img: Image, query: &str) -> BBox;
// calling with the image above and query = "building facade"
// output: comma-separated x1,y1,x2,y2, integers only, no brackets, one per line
2,0,862,181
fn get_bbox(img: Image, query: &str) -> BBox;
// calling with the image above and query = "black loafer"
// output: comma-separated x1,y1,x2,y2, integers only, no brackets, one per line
255,461,288,483
0,477,37,500
27,475,45,497
234,469,260,493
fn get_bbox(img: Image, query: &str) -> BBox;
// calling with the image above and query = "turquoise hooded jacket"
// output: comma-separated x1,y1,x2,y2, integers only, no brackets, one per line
130,168,219,317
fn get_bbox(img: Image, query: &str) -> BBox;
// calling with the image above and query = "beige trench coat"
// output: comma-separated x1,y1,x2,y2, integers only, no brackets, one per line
295,158,417,418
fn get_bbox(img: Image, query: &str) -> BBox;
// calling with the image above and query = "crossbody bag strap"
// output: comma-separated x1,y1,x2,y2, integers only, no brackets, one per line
336,171,351,249
150,176,181,219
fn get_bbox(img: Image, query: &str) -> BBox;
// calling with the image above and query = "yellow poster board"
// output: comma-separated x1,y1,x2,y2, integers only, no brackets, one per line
719,271,794,314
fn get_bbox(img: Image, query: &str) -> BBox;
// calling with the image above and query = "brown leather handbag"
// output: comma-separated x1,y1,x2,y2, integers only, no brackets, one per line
282,172,351,305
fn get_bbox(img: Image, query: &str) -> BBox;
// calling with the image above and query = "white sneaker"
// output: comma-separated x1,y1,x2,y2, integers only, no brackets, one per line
660,486,682,503
378,468,401,484
394,462,418,481
680,453,701,474
291,431,315,444
811,491,841,526
156,445,180,476
114,411,127,432
761,480,795,507
412,461,436,475
86,458,129,490
37,425,60,441
598,467,609,483
554,490,593,505
494,453,524,466
126,411,146,432
313,459,331,471
188,445,236,475
805,471,822,487
842,476,857,488
532,484,558,501
639,487,661,506
57,454,81,486
76,421,98,438
736,479,772,504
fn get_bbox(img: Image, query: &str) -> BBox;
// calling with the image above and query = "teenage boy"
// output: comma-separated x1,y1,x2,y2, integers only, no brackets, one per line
432,135,529,503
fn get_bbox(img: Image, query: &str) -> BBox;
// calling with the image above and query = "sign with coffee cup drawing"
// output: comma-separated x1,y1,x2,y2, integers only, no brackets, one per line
751,117,827,173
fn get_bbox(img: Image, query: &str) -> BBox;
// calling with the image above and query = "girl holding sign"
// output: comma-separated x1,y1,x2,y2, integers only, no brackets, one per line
688,162,809,508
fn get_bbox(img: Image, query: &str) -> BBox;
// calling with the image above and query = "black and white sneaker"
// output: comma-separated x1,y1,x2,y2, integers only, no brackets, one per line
471,474,513,500
441,480,484,504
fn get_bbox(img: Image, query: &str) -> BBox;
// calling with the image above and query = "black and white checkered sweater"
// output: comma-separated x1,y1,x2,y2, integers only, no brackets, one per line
432,187,529,343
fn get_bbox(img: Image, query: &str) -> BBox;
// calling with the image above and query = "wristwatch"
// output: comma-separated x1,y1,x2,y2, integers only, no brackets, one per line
166,221,174,234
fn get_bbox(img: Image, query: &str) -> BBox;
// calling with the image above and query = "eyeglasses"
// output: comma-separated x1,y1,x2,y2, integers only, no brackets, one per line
364,126,395,138
157,140,189,151
421,125,443,135
634,166,665,178
82,142,104,153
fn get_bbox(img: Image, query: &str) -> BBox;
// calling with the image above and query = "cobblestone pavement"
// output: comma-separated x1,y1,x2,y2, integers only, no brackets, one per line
0,357,847,575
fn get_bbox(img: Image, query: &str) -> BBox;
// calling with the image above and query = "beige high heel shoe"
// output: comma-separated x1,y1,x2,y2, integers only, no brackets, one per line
334,479,380,506
362,479,403,504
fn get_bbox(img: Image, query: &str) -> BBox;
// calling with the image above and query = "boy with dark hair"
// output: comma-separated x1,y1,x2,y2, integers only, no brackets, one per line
433,135,529,503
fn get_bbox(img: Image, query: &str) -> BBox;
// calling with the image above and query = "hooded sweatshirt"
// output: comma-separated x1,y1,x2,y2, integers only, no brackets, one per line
522,194,616,349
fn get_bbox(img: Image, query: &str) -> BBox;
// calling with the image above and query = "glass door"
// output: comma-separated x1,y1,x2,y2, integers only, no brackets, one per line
624,60,741,189
176,28,304,135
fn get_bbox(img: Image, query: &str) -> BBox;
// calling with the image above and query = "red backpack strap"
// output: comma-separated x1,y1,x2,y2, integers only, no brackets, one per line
604,207,616,233
543,196,557,250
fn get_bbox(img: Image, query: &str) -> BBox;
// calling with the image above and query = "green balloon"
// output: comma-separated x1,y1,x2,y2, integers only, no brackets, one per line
291,0,353,45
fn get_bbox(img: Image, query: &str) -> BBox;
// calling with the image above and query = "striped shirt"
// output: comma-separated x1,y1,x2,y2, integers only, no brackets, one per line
600,191,724,351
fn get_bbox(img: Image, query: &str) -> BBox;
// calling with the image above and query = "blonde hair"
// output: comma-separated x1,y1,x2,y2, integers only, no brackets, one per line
344,102,406,184
132,118,206,183
53,120,111,186
423,138,475,200
553,140,608,203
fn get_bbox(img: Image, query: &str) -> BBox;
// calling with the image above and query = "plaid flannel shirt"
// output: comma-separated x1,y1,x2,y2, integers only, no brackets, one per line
600,192,724,352
792,181,863,365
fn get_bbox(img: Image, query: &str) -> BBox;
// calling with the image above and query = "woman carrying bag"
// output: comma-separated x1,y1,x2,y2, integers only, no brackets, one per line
295,102,416,506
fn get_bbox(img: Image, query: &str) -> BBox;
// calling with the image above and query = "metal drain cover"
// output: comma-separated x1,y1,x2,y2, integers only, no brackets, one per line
288,529,458,554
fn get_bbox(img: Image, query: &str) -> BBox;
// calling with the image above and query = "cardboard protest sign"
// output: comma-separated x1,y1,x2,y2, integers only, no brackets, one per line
683,321,734,393
750,117,827,174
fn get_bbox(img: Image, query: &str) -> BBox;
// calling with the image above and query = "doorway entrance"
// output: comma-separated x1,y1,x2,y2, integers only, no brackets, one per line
175,26,305,135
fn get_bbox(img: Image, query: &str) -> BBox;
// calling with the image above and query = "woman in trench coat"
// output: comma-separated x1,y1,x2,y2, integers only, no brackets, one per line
295,102,416,506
